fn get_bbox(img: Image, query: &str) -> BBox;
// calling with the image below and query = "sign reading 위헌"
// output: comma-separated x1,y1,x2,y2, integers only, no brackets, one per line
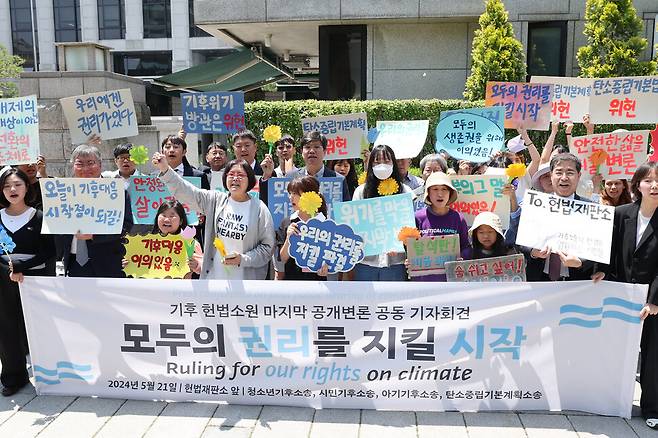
301,113,368,160
450,175,510,229
181,92,245,134
123,234,189,279
128,176,201,226
569,130,649,178
445,254,526,282
435,107,505,163
0,95,40,165
530,76,593,122
406,234,460,277
485,82,553,130
588,76,658,124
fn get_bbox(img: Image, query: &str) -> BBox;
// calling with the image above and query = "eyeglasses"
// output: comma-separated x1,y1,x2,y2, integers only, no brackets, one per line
227,172,247,180
74,160,100,168
116,155,133,161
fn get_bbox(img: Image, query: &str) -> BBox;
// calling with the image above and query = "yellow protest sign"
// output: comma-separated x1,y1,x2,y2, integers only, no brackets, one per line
123,233,189,279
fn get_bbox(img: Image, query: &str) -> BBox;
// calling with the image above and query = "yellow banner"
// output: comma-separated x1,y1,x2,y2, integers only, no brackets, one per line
123,234,189,279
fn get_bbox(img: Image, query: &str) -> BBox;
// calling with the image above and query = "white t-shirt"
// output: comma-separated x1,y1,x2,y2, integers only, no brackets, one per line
209,170,224,191
1,207,35,233
637,212,652,248
209,198,251,279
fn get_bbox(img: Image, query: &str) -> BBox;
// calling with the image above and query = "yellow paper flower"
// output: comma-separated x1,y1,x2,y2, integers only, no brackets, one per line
397,226,421,242
358,173,366,185
377,178,399,196
298,191,323,217
589,149,609,167
262,125,282,144
213,237,227,257
505,163,527,179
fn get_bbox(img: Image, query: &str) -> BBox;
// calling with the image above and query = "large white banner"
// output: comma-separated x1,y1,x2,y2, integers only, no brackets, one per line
20,277,644,417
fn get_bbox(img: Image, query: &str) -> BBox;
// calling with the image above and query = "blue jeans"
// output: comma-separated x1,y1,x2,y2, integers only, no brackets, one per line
353,263,407,281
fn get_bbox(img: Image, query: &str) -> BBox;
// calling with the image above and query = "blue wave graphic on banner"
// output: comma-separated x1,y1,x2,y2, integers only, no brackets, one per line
559,297,642,328
33,362,94,385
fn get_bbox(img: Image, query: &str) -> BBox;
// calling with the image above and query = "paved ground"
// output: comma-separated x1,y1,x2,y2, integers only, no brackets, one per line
0,379,650,438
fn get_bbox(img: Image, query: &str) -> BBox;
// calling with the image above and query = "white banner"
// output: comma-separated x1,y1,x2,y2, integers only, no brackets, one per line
588,76,658,124
301,113,367,160
530,76,593,122
375,120,428,159
20,277,644,417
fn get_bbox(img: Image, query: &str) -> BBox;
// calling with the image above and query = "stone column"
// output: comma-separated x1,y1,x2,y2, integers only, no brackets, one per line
0,0,13,54
35,0,57,71
80,0,99,41
125,0,143,40
171,0,191,72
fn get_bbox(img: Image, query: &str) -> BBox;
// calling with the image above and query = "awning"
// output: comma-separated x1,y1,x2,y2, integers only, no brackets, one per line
154,48,293,93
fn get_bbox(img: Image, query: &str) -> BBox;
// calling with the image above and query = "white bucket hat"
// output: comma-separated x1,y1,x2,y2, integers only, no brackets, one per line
423,172,458,205
468,211,504,238
531,163,551,191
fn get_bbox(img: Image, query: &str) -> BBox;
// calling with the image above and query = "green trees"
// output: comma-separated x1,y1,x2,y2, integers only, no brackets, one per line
0,45,24,98
463,0,526,101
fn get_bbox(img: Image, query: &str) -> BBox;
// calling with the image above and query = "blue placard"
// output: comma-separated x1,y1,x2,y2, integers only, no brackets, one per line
435,107,505,163
0,224,16,253
128,176,202,225
288,218,365,274
267,177,344,229
181,92,245,134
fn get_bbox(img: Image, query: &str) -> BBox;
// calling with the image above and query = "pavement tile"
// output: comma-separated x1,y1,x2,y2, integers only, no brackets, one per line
626,416,657,438
308,408,360,438
568,415,638,438
360,410,416,438
518,413,578,437
416,411,468,438
0,395,76,438
0,384,37,426
206,403,262,429
464,412,526,438
144,402,218,438
251,405,314,438
95,399,167,438
37,396,125,438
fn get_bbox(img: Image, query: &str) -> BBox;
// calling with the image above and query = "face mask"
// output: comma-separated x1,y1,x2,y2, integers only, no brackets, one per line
372,164,393,180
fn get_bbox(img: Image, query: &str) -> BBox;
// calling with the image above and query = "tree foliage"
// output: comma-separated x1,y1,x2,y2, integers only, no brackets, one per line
0,44,24,98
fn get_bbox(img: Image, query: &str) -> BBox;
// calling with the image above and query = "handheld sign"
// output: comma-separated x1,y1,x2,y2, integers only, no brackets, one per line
435,107,505,162
123,233,189,279
485,82,553,130
181,91,245,134
530,76,593,122
589,76,658,124
375,120,428,159
0,95,40,165
60,89,138,144
569,130,649,178
445,254,526,282
515,190,614,264
41,178,124,234
450,175,510,229
406,234,460,277
301,113,368,160
288,218,365,274
128,176,201,225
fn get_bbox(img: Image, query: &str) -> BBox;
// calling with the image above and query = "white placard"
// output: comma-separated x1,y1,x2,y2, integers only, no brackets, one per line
301,113,368,160
530,76,593,122
588,76,658,124
375,120,428,159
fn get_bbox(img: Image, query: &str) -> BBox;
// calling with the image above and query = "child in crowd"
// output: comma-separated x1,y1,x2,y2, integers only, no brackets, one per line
469,212,515,260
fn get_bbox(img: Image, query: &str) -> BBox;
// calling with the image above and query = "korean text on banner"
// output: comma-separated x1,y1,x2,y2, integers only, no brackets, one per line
485,82,553,130
40,178,124,234
333,192,415,256
20,277,644,417
569,130,649,178
450,175,510,229
181,92,245,134
445,254,526,282
60,89,138,144
435,107,505,163
268,177,344,229
301,113,368,160
375,120,429,159
0,95,40,165
124,234,189,279
530,76,593,122
588,76,658,124
128,176,201,225
406,234,460,277
515,190,614,264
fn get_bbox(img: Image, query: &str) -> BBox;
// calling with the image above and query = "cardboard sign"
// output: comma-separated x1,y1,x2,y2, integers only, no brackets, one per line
128,176,201,226
445,254,526,282
0,95,40,165
301,112,368,160
332,192,415,256
288,218,365,274
450,175,510,229
123,234,189,279
60,89,138,144
374,120,429,159
40,178,124,234
530,76,593,122
485,82,553,130
406,234,460,277
570,130,649,178
589,76,658,124
435,107,505,162
516,190,614,264
181,91,245,134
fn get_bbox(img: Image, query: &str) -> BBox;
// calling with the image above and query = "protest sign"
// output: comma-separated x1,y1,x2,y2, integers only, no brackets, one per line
445,254,526,282
60,89,138,144
21,276,644,417
375,120,429,159
123,234,189,279
435,107,505,162
530,76,593,122
569,130,649,178
450,175,510,229
485,82,553,130
128,176,201,225
589,76,658,124
181,92,245,134
288,218,365,274
516,190,614,264
301,113,368,160
333,192,415,256
40,178,124,234
0,95,40,165
267,177,344,229
406,234,460,277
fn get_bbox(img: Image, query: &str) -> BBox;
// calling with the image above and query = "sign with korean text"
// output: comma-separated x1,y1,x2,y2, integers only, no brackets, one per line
435,107,505,162
21,277,644,417
375,120,429,159
516,190,614,264
40,178,124,234
589,76,658,124
406,234,460,277
445,254,526,282
0,95,40,165
530,76,593,122
181,92,245,134
288,218,365,274
450,175,510,229
485,82,553,130
333,192,415,256
301,113,367,160
570,130,649,178
60,89,137,144
128,176,201,226
123,234,189,279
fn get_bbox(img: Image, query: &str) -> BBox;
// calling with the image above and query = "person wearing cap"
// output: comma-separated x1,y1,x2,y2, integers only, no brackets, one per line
469,212,516,260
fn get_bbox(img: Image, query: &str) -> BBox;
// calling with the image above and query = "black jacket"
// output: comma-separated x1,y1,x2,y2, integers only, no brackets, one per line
182,162,210,190
259,166,350,207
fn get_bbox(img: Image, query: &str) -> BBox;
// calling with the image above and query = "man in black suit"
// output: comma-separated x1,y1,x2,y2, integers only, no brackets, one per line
232,130,264,176
161,135,210,189
198,142,229,189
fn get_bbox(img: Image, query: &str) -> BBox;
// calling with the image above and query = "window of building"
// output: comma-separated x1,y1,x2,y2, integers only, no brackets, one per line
98,0,125,40
9,0,38,70
189,1,210,37
143,0,171,38
527,21,567,78
54,0,81,42
113,51,172,76
319,25,366,100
